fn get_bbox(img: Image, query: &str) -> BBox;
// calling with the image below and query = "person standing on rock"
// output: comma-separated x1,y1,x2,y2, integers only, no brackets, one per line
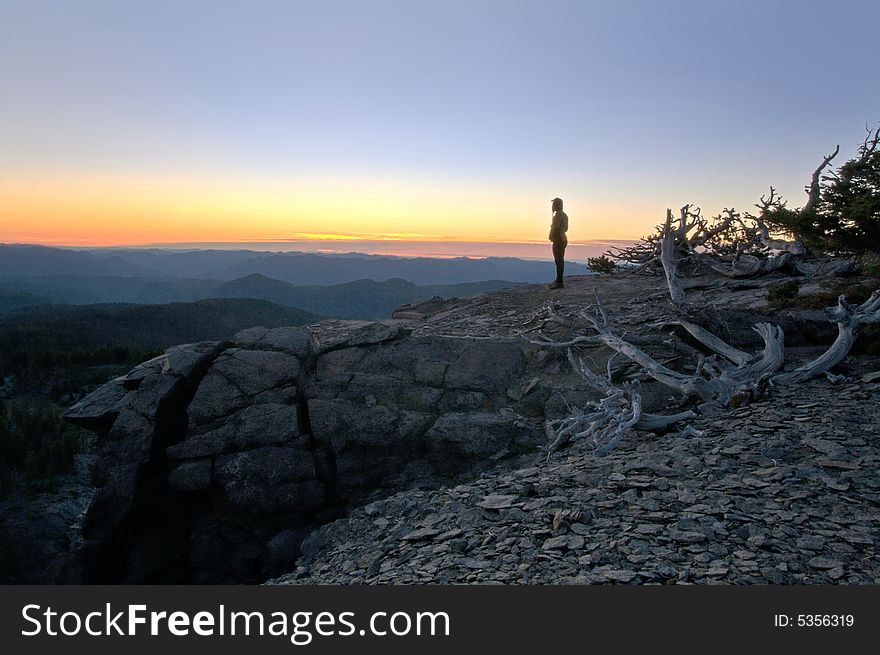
548,197,568,289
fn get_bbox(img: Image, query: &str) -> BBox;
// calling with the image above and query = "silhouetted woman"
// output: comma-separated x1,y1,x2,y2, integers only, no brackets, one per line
548,197,568,289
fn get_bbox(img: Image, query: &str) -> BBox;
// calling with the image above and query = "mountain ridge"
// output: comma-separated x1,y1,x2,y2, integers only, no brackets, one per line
0,244,579,286
0,273,526,319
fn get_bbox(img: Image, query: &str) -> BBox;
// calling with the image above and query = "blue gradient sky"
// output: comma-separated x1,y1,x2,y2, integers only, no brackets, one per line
1,0,878,249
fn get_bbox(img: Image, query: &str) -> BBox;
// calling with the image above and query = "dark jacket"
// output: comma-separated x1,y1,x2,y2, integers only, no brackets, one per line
548,210,569,244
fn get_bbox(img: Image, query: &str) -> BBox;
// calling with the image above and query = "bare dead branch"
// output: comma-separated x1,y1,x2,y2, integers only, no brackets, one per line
773,291,880,385
859,122,880,162
543,350,696,458
677,318,753,367
803,145,840,215
661,209,686,304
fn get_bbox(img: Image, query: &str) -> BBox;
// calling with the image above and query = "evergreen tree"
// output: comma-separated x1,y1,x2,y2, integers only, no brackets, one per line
815,136,880,253
754,124,879,254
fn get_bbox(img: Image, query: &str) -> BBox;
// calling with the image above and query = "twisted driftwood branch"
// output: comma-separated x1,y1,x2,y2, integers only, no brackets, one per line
773,291,880,385
543,350,695,459
535,287,877,457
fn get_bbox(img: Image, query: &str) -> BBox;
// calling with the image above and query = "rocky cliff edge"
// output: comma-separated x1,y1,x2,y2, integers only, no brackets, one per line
65,272,880,583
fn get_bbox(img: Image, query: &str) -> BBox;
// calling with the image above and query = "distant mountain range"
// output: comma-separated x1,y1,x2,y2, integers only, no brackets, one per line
0,273,524,319
212,274,521,318
0,245,156,278
0,244,575,285
0,244,571,319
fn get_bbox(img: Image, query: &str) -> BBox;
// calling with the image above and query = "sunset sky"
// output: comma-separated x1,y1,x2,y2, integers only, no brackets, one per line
1,0,878,256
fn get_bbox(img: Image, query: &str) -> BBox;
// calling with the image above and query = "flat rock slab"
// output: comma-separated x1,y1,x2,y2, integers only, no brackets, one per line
63,377,128,431
476,494,520,510
311,320,412,353
234,326,318,358
400,528,441,541
862,371,880,383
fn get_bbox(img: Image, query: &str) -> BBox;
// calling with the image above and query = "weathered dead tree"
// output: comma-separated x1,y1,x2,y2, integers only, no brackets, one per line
538,133,880,457
533,291,878,457
606,203,806,280
605,204,734,275
544,350,696,459
773,291,880,385
803,144,840,217
751,188,806,254
531,218,879,457
605,142,853,280
533,296,785,407
660,209,689,303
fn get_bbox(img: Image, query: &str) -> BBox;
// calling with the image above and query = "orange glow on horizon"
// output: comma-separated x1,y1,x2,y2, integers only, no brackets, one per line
286,232,447,242
0,172,662,248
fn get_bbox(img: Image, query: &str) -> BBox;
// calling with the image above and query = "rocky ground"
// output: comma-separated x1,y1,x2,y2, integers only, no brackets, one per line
269,271,880,584
272,371,880,584
392,270,774,339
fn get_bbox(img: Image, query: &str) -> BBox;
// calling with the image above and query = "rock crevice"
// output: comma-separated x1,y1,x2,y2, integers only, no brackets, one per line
65,340,225,582
65,320,573,582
